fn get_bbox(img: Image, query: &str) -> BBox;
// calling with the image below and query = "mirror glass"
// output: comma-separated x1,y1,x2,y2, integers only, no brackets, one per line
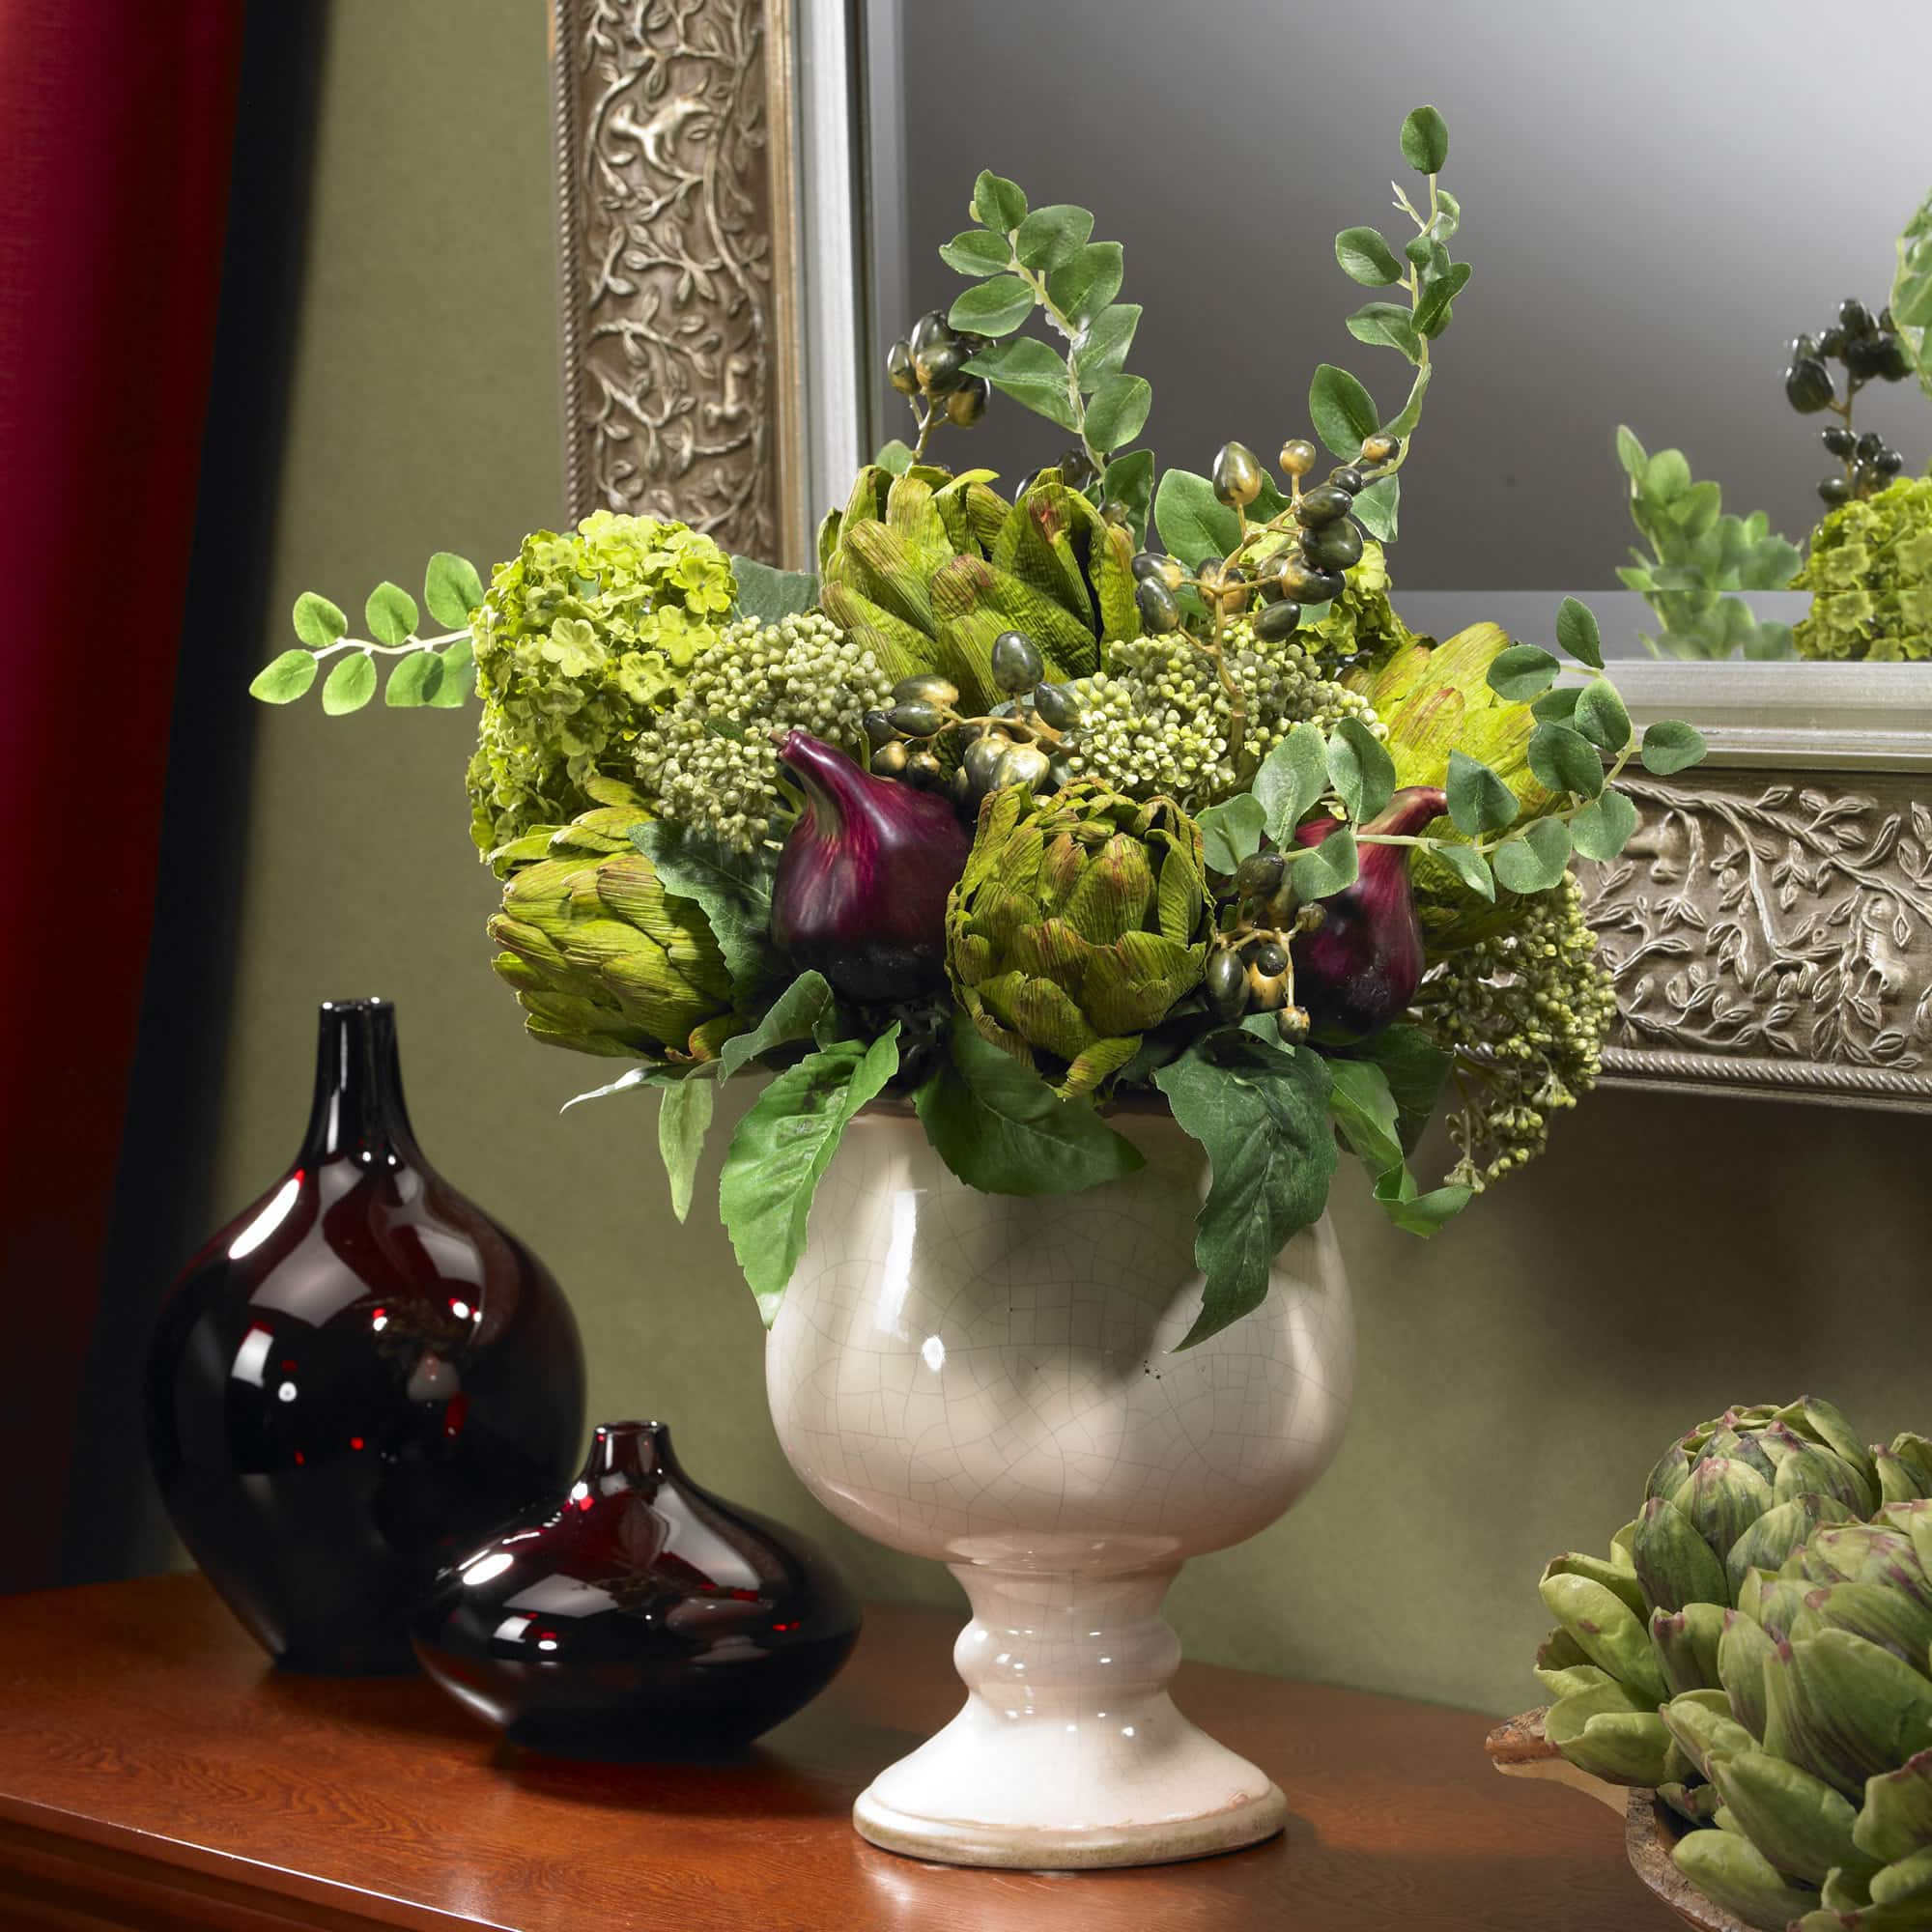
863,0,1932,660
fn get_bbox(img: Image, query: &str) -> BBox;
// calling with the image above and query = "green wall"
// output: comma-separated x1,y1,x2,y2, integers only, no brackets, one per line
204,0,1932,1719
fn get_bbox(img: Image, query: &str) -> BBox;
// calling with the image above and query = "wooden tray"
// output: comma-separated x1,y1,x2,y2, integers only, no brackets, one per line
1485,1707,1751,1932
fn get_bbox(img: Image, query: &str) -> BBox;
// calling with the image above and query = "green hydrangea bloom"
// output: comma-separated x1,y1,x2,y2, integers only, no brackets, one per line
1792,476,1932,662
465,510,738,858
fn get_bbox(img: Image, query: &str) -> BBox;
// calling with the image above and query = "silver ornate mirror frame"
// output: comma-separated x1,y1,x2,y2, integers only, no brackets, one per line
551,0,1932,1113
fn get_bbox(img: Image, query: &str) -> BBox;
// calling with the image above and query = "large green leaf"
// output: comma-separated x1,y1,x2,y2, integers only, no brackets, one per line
1152,1037,1338,1349
657,1077,714,1223
633,821,776,1003
717,971,838,1080
718,1029,900,1323
915,1018,1145,1196
1345,1023,1452,1152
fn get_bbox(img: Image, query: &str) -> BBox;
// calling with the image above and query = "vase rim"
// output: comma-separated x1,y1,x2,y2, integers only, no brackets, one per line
587,1419,673,1480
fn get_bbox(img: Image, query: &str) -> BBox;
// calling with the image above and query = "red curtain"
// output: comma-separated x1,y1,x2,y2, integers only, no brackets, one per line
0,1,244,1594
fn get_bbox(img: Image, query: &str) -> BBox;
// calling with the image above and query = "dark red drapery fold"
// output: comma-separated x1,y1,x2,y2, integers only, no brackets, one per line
0,1,244,1592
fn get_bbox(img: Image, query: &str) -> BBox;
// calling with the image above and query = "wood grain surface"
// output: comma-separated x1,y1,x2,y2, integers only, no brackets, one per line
0,1573,1676,1931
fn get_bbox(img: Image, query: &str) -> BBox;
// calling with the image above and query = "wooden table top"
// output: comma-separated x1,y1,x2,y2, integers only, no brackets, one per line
0,1573,1674,1932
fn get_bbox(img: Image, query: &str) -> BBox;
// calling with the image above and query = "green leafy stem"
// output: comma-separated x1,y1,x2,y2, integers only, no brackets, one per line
1197,596,1709,910
941,170,1151,475
248,553,487,714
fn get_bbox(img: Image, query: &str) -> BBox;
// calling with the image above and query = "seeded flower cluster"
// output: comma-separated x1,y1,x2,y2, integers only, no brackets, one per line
1411,874,1613,1190
466,512,738,857
1061,617,1385,811
635,612,892,850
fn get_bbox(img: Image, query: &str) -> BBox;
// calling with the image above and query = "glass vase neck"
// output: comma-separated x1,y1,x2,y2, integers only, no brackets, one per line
586,1420,675,1485
300,999,419,1162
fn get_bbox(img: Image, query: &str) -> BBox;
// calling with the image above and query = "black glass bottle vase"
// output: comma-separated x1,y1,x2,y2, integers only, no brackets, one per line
411,1420,862,1757
146,1000,586,1673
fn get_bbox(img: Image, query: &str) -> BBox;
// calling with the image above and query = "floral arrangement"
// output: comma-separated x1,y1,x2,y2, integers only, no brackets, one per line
1527,1398,1932,1931
1617,184,1932,662
250,108,1708,1346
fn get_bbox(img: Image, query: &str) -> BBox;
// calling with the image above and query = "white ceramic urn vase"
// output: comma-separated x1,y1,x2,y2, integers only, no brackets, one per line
764,1106,1354,1868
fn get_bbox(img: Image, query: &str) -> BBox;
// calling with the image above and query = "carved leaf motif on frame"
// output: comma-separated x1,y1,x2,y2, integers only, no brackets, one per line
1578,776,1932,1079
560,0,779,557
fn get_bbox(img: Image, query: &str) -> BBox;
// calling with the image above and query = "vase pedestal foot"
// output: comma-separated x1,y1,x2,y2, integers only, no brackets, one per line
854,1563,1287,1870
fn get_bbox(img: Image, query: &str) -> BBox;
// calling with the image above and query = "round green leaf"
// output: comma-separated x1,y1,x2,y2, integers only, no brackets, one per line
1576,679,1634,753
1328,716,1396,823
1046,242,1123,328
1555,596,1605,669
1434,840,1495,901
1527,722,1605,798
1293,823,1359,899
1445,749,1520,837
423,553,486,629
428,636,476,708
948,274,1036,337
1084,372,1151,454
1346,303,1423,363
249,649,318,703
322,651,378,716
971,171,1027,233
939,228,1012,276
1335,226,1403,287
1641,720,1710,776
1568,788,1640,864
1073,301,1141,384
1308,363,1380,460
291,591,347,648
1352,473,1400,541
1492,816,1573,895
1198,793,1266,874
364,581,418,647
964,335,1079,430
1013,203,1093,274
1487,644,1561,702
1401,105,1449,173
384,648,443,707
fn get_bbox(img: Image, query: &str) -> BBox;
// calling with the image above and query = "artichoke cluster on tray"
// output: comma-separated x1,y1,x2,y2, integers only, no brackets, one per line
1533,1399,1932,1931
247,114,1713,1343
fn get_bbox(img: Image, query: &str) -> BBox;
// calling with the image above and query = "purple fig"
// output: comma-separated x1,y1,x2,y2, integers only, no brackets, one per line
1293,783,1447,1042
771,730,971,1003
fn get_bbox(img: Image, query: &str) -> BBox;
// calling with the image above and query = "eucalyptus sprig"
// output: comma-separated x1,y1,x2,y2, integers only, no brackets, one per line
1194,595,1707,911
940,171,1151,484
249,553,485,713
1141,101,1470,768
1614,427,1800,661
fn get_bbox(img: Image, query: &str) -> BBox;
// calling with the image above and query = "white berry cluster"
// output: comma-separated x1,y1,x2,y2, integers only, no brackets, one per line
1057,617,1383,810
634,612,892,849
1412,870,1613,1190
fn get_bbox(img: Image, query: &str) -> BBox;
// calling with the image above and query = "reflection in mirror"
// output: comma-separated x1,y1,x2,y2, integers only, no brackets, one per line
863,0,1932,661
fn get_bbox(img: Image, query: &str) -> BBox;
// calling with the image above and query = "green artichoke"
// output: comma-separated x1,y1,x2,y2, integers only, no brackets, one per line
1656,1496,1932,1930
945,780,1211,1096
1534,1400,1930,1791
466,511,739,858
486,778,738,1062
816,462,1132,715
1793,475,1932,662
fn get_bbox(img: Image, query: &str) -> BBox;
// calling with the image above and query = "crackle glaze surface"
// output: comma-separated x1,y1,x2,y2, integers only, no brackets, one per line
765,1110,1354,1867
